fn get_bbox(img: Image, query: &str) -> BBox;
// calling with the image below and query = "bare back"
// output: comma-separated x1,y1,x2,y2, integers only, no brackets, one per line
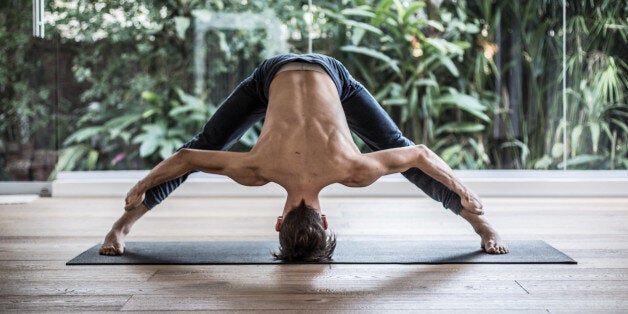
250,69,361,193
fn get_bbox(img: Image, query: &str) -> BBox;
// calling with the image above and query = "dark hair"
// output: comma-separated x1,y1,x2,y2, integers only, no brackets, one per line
273,200,336,262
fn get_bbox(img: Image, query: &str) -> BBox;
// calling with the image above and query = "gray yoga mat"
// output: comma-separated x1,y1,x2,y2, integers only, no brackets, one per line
67,240,576,265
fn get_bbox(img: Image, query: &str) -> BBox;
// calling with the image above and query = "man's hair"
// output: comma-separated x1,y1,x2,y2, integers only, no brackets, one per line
273,200,336,262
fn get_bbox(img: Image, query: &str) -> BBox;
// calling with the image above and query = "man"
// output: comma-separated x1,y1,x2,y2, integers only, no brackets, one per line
99,54,508,261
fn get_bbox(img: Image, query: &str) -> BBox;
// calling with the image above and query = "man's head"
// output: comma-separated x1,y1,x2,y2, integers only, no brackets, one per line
273,200,336,262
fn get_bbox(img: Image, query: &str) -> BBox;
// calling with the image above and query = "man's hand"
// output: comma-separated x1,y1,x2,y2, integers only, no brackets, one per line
460,189,484,215
124,184,146,211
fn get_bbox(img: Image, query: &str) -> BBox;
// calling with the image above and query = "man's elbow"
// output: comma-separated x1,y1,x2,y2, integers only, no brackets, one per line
172,149,193,171
415,144,430,163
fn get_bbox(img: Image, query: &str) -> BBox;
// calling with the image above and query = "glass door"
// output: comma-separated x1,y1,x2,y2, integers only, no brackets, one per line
1,0,624,184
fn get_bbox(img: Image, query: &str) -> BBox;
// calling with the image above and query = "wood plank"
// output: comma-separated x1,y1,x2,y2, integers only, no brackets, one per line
0,295,130,311
1,196,628,312
0,279,523,296
121,293,628,311
148,265,628,281
0,269,155,281
519,280,628,293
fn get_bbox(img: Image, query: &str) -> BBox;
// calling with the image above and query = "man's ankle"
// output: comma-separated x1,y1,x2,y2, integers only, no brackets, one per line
111,221,131,234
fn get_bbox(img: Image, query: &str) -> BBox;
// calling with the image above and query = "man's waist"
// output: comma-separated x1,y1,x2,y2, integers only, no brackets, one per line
276,62,327,76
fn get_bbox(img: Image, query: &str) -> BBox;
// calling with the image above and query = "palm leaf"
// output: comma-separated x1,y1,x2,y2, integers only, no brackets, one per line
62,126,103,145
340,45,400,74
437,56,460,77
434,93,490,122
342,20,384,36
340,7,376,19
436,122,485,135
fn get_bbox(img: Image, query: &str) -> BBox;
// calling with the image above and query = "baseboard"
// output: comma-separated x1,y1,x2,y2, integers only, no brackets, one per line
50,170,628,197
0,182,52,196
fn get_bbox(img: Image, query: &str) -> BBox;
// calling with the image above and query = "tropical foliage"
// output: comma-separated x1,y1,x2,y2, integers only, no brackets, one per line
562,1,627,169
323,0,492,168
0,0,626,180
325,0,626,169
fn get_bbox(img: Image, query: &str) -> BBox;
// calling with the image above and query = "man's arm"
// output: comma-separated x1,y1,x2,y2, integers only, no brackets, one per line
355,145,483,214
124,149,267,210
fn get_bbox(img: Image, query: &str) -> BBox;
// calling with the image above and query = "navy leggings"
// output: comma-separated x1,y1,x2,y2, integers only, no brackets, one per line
142,54,463,214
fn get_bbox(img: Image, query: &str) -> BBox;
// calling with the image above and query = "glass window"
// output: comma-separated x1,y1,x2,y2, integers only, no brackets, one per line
1,1,625,182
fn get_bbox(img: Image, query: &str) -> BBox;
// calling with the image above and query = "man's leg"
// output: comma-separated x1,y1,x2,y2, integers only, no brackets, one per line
141,77,266,210
341,88,463,213
460,209,508,254
341,87,508,254
100,77,266,255
99,204,149,255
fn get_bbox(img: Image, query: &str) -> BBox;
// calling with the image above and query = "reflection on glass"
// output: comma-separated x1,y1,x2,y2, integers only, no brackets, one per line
0,1,625,182
563,1,626,169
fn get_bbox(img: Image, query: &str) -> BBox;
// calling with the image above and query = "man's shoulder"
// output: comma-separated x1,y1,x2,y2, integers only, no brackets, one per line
338,155,382,188
225,154,270,187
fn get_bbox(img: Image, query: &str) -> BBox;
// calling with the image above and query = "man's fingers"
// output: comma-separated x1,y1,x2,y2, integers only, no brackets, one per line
124,199,139,211
125,199,144,211
124,189,144,212
124,197,132,211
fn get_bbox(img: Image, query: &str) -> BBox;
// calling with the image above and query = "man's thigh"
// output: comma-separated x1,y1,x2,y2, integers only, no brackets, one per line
342,87,414,150
187,77,266,150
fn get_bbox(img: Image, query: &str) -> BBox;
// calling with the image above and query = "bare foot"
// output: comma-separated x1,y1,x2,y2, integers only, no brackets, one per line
460,209,509,254
99,203,149,256
99,227,126,256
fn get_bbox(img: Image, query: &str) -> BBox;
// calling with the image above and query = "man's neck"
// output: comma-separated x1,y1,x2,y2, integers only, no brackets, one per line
282,192,321,217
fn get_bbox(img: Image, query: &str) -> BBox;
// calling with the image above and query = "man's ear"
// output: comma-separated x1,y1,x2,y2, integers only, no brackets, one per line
275,217,283,232
322,214,328,230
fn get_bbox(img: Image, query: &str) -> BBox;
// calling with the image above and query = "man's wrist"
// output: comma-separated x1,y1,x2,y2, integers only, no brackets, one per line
135,179,150,193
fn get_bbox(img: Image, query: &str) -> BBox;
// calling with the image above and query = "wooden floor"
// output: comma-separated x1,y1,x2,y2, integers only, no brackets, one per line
1,195,627,312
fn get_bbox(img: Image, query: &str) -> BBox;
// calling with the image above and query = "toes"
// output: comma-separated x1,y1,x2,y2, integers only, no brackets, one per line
114,245,124,255
499,245,509,254
485,242,509,254
493,242,508,254
483,240,496,253
99,244,123,256
99,246,109,255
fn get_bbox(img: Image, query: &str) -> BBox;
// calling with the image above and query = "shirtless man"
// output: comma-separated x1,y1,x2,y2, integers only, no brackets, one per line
99,54,508,261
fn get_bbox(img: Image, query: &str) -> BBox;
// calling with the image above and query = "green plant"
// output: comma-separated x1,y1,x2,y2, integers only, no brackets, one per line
4,0,626,175
324,0,491,168
0,1,59,180
561,0,627,169
55,88,214,172
46,1,292,172
448,0,626,169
